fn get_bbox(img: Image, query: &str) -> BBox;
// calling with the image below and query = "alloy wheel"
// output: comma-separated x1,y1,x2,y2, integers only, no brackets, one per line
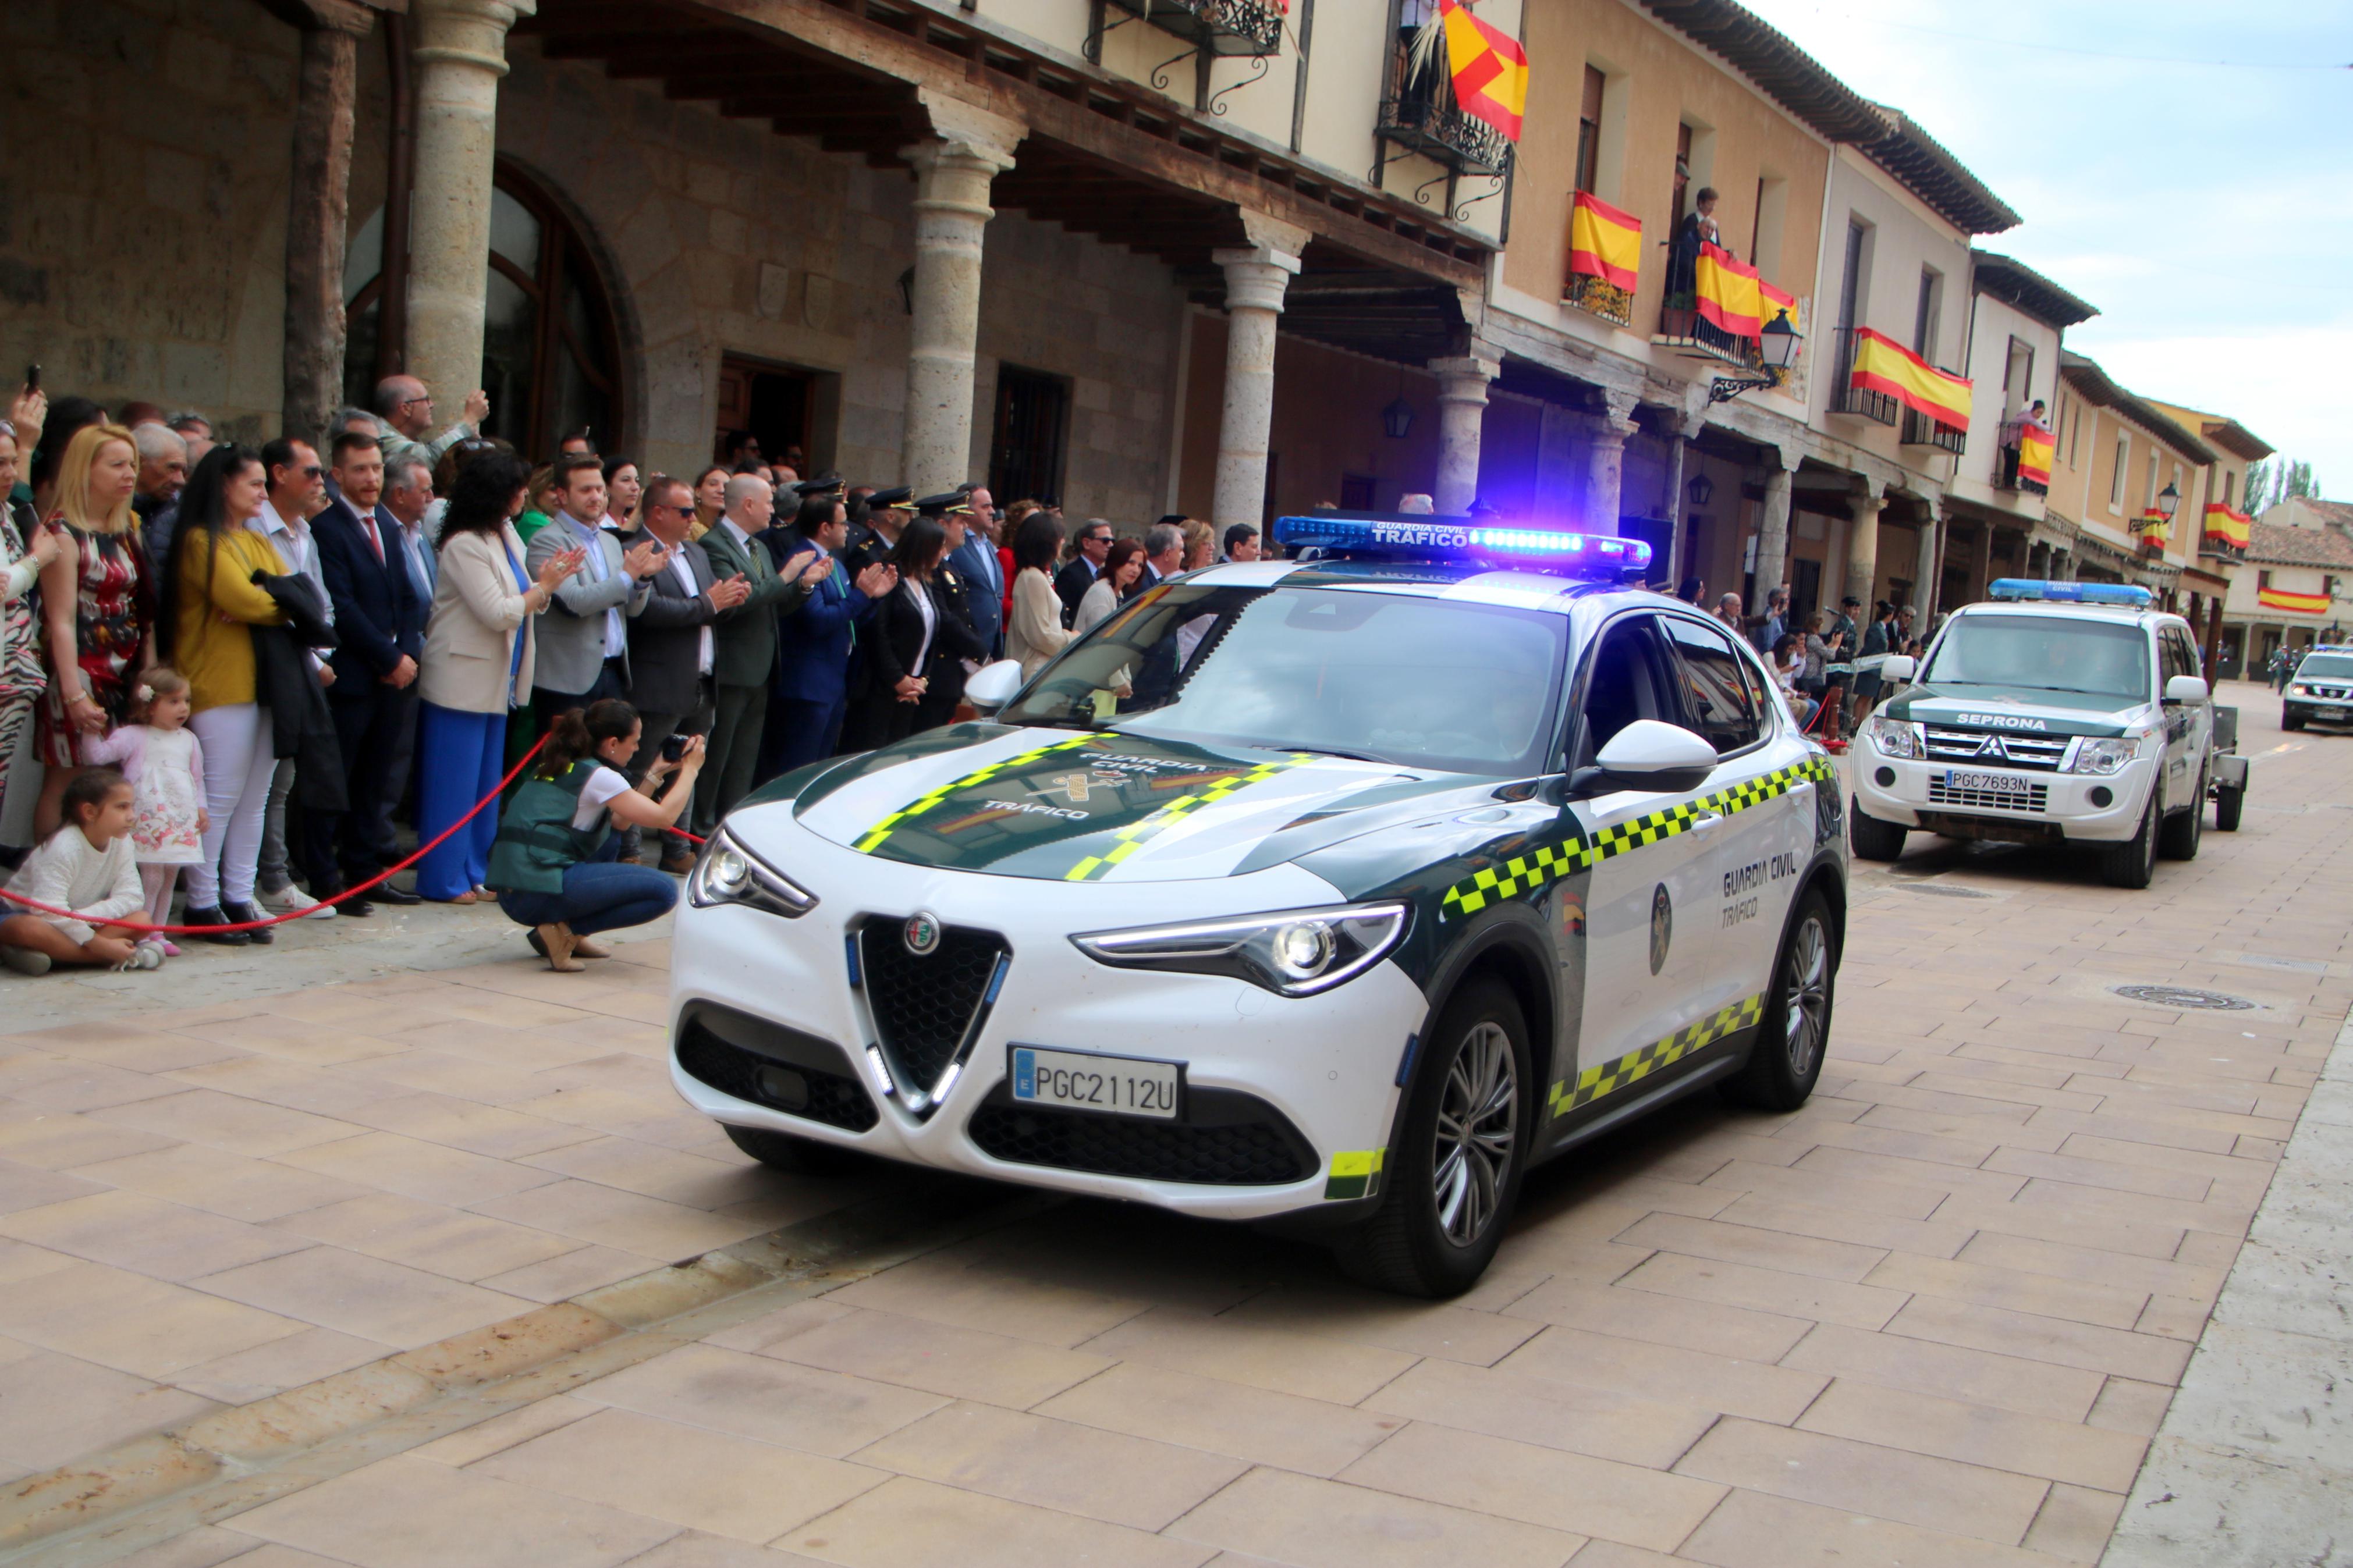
1432,1021,1517,1247
1783,915,1830,1078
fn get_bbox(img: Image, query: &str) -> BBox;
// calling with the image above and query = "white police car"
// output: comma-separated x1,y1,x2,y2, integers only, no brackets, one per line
1851,579,2237,887
669,515,1846,1296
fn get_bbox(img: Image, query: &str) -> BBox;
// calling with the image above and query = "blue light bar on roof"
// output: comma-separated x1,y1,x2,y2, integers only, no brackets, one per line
1272,514,1652,577
1989,578,2153,607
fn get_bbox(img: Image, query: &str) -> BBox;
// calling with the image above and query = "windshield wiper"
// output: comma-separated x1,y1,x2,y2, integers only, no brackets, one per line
1283,745,1387,764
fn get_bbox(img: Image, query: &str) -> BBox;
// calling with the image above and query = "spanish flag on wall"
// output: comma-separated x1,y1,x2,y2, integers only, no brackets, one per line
2017,428,2054,486
1569,191,1641,291
2258,585,2330,615
1694,243,1762,337
2136,507,2171,547
1439,0,1529,143
1847,328,1973,428
2202,503,2251,547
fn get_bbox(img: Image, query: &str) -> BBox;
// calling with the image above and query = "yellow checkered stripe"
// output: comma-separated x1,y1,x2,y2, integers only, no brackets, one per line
1440,755,1837,919
1548,993,1765,1118
1063,752,1315,883
1323,1148,1385,1201
854,733,1102,853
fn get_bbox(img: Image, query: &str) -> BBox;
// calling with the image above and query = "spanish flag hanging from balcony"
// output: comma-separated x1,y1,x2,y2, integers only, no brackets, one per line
2135,508,2172,548
1694,243,1763,337
1569,191,1641,290
1847,328,1974,428
2017,426,2054,486
1758,278,1801,335
2258,585,2330,614
1438,0,1528,143
2202,503,2251,547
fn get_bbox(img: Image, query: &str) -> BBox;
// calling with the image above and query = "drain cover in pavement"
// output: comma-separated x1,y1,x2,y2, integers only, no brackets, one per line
1905,884,1993,899
2111,984,2256,1011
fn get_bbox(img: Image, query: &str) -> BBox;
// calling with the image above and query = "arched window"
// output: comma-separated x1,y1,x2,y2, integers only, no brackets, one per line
343,161,623,460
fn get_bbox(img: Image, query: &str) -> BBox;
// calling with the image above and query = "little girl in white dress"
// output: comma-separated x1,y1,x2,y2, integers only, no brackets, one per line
82,669,207,957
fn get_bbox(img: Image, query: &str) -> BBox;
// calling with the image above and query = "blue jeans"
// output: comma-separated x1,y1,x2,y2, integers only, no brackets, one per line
499,849,678,938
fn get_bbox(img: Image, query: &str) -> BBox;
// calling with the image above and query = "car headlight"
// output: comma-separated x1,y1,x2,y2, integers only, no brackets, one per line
2068,735,2146,776
687,828,818,918
2290,684,2312,696
1865,716,1923,760
1071,902,1408,997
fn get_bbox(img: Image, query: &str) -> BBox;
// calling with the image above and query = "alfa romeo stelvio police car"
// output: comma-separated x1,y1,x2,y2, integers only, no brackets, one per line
1851,579,2239,888
669,514,1847,1296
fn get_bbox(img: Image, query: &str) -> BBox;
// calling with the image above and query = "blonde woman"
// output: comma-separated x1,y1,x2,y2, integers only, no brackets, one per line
1180,518,1215,573
34,424,151,836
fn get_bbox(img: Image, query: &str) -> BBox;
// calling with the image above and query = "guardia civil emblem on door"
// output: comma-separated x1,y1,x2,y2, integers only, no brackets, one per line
1649,883,1673,975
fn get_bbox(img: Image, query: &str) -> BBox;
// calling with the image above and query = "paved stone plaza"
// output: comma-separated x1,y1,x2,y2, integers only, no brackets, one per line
0,680,2343,1568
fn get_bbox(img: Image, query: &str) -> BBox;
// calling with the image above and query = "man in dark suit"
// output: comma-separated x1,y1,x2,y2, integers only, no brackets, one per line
1134,521,1184,597
313,429,424,909
1055,518,1114,627
698,474,817,837
622,474,748,870
949,485,1004,659
764,489,897,777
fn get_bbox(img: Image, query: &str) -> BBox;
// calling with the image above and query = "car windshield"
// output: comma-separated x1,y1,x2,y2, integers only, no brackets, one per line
2297,653,2353,680
1919,614,2151,702
999,582,1568,776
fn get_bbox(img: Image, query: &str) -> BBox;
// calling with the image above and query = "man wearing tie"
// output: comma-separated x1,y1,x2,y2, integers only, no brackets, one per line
766,489,898,778
314,431,426,909
697,474,816,837
949,485,1005,659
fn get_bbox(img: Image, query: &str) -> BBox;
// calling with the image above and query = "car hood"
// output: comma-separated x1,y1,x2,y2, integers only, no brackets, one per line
784,724,1496,882
1881,682,2142,738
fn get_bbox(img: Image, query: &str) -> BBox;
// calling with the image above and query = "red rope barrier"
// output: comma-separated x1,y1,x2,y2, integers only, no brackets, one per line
0,734,553,935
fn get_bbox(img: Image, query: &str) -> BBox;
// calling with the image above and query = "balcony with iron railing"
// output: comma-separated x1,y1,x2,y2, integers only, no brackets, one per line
1826,326,1899,425
1653,307,1761,371
1901,406,1967,456
1996,447,2048,496
2199,537,2248,566
1566,272,1633,328
1374,38,1512,180
1098,0,1284,57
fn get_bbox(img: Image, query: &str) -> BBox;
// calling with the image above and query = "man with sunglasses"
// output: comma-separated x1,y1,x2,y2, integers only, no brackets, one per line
1055,518,1115,628
247,438,342,922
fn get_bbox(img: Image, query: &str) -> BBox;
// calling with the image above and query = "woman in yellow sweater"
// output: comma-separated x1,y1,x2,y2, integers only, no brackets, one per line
158,446,289,943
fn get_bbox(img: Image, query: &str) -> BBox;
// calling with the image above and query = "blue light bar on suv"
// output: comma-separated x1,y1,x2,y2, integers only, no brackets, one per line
1988,578,2153,607
1273,514,1653,578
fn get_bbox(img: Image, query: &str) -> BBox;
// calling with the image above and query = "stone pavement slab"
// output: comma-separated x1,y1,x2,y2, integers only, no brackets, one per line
8,681,2351,1568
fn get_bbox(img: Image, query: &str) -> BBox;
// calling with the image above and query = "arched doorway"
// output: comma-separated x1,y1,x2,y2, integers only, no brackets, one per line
344,161,624,461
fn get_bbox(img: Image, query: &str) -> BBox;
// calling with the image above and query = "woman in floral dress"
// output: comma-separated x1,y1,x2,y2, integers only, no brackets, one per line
34,424,151,837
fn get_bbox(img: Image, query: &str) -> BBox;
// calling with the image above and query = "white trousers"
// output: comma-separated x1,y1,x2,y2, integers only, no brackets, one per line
186,705,276,908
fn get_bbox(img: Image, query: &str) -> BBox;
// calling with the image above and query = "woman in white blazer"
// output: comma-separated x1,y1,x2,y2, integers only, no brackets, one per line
416,451,584,902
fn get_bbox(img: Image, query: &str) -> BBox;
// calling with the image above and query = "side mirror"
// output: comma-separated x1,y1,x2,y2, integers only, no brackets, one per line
1580,720,1720,797
963,659,1025,714
2163,673,2209,705
1881,655,1917,684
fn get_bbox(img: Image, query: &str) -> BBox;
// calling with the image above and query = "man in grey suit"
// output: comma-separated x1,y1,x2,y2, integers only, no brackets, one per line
620,474,750,870
525,454,665,728
698,474,821,836
949,485,1004,658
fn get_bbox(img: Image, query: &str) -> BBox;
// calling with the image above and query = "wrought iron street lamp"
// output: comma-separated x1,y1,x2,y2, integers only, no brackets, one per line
1708,309,1803,404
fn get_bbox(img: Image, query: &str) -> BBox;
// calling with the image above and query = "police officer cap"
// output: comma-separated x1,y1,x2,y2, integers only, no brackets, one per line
915,490,973,516
792,474,845,499
864,486,913,510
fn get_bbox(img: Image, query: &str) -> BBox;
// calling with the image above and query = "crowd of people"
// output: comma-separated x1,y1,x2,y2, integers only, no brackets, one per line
0,375,1265,974
1674,577,1929,749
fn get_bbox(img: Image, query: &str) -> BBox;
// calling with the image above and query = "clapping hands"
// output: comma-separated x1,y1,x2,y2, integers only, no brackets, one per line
622,538,670,579
854,561,898,599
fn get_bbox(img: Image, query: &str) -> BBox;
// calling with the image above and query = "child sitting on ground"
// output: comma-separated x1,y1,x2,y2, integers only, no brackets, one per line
0,769,159,974
83,669,207,956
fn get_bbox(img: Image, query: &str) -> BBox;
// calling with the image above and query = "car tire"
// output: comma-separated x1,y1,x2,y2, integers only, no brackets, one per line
2158,773,2204,861
2099,796,2159,888
722,1123,868,1175
1849,797,1907,861
1336,977,1529,1300
2284,712,2306,732
2214,782,2244,831
1723,887,1837,1112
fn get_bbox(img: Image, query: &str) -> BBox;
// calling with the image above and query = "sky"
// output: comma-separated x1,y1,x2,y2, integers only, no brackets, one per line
1732,0,2353,501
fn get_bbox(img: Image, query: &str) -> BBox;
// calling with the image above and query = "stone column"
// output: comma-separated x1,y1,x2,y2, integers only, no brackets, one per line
1426,353,1497,515
1911,499,1944,625
1209,210,1308,533
900,93,1025,496
1846,479,1888,610
406,0,532,418
282,7,372,445
1750,447,1797,608
1580,390,1641,535
1656,410,1703,588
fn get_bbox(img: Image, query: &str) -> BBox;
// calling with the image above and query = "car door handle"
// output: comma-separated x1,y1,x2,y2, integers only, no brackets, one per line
1687,812,1723,833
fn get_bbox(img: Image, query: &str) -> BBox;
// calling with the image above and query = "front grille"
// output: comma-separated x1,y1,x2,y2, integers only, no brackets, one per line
967,1087,1312,1186
1928,778,2049,814
2301,684,2352,702
858,921,1007,1092
1922,724,2071,772
675,1014,877,1132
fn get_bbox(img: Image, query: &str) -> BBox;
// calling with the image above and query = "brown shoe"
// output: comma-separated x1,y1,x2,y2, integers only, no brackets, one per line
564,926,612,960
535,923,583,972
660,851,696,875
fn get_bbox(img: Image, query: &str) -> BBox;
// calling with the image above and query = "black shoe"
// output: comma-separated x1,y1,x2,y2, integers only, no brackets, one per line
223,901,274,944
371,882,421,906
181,905,251,946
338,898,374,918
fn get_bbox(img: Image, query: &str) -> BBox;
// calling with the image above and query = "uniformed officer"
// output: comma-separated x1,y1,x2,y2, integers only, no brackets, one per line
844,486,910,578
914,490,985,731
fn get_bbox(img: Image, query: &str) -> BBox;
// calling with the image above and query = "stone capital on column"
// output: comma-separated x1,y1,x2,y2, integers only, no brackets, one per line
1427,355,1497,404
1211,246,1302,315
910,88,1027,169
411,0,533,77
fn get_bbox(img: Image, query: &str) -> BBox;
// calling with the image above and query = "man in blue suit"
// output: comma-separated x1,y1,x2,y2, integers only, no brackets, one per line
314,431,427,909
949,485,1004,659
764,488,897,777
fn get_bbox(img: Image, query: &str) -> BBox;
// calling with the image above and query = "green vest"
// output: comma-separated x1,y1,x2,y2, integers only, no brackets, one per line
486,761,611,894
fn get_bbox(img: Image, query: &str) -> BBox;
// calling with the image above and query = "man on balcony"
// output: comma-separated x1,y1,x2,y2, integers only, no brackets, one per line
1663,188,1721,339
1999,399,2049,488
